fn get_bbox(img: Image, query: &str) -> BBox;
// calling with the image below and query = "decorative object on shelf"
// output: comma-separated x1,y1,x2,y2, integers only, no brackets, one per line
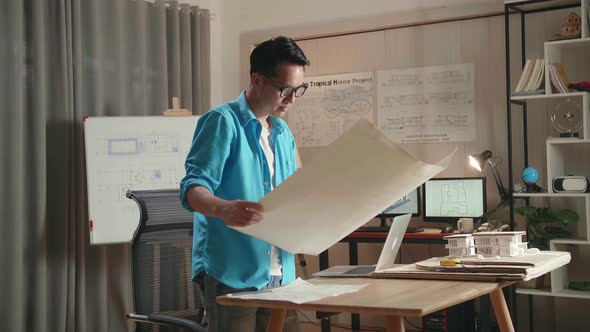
553,175,590,193
521,166,543,193
515,206,579,250
468,150,509,224
569,281,590,291
550,98,583,137
551,12,581,41
569,81,590,93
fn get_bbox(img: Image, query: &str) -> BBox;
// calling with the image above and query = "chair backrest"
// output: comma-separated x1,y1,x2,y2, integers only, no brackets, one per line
127,189,203,332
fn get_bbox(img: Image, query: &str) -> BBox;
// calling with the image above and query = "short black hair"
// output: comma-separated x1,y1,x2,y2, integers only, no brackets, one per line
250,36,310,78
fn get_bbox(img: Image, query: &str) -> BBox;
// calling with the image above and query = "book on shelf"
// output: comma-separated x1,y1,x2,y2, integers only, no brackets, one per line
514,58,545,95
513,89,545,96
514,59,533,92
548,63,571,94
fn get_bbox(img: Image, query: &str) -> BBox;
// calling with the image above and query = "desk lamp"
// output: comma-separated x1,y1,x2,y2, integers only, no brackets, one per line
468,150,509,223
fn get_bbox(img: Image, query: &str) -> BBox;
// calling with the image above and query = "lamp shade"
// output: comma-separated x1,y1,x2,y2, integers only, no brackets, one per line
468,150,493,172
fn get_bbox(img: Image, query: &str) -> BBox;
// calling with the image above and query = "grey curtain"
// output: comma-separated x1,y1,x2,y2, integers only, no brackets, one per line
0,1,210,331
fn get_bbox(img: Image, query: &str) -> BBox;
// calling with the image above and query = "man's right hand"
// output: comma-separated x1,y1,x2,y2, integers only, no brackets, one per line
217,200,264,227
185,186,264,227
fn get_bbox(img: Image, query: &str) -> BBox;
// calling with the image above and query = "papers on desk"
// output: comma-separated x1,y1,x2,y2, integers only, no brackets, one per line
228,278,367,304
235,119,454,255
371,251,571,281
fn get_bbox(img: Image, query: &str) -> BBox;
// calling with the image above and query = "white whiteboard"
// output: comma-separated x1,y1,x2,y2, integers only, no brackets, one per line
84,116,200,244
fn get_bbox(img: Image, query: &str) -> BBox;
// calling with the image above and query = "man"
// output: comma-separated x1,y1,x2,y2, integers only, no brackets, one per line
179,36,310,331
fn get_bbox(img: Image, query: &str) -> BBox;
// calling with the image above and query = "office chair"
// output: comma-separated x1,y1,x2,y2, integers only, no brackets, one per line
126,189,205,332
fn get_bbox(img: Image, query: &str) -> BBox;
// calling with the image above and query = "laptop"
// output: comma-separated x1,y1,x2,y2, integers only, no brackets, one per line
313,214,412,277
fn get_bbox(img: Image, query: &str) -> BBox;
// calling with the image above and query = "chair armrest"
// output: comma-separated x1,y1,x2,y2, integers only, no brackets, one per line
126,313,204,332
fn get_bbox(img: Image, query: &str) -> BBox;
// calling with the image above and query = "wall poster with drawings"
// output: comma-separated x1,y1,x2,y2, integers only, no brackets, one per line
376,63,475,143
286,72,374,147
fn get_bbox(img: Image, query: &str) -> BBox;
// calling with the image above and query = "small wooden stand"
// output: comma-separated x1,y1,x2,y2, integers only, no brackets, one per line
162,97,192,116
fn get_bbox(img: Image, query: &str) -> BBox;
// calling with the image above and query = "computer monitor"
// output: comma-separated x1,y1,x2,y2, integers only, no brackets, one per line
377,187,420,218
422,177,486,223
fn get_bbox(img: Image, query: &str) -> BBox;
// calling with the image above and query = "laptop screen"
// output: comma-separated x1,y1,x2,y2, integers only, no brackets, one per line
375,214,411,271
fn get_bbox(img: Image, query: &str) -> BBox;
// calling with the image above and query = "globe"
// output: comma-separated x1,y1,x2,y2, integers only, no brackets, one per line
521,167,540,185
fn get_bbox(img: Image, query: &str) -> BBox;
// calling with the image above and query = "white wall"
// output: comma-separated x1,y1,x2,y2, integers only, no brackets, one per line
217,0,503,106
183,0,504,107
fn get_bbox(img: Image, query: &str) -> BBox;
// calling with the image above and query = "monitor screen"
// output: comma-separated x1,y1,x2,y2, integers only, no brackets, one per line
377,187,420,218
423,177,486,223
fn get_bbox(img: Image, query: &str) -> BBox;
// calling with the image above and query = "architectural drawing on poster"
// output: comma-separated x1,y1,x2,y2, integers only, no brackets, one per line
376,64,475,143
287,72,374,147
90,134,183,201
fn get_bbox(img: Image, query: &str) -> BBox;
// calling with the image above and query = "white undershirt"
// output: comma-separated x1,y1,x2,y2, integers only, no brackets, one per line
259,126,282,276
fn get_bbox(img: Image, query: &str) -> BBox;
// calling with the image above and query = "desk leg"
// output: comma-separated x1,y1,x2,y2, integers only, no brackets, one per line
348,241,360,330
385,316,405,332
480,294,492,332
319,250,329,270
266,308,287,332
528,294,535,332
318,250,331,332
490,288,515,332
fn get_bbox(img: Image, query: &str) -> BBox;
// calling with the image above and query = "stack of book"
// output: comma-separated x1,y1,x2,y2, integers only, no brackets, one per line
514,58,545,95
547,62,570,93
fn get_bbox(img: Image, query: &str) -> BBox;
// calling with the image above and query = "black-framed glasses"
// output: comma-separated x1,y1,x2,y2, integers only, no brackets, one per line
266,79,308,98
278,83,308,98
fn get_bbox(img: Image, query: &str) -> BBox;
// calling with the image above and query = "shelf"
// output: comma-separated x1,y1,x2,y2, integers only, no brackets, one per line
505,0,580,13
513,192,590,197
547,138,590,144
510,91,588,102
550,238,590,244
545,37,590,49
516,288,552,296
517,287,590,299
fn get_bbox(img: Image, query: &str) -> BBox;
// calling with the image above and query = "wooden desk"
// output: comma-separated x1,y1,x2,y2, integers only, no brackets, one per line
217,278,516,332
318,230,459,331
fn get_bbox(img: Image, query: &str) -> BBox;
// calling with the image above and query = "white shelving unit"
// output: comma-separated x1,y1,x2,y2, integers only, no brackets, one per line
506,0,590,300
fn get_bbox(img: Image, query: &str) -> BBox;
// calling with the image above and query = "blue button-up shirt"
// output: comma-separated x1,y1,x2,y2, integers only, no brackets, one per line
180,92,298,290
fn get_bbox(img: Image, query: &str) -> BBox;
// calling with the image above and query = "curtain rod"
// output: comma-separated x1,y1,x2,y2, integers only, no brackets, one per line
131,0,214,17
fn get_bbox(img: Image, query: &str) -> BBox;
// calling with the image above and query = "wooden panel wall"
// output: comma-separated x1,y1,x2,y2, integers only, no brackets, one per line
289,15,514,327
284,19,518,329
295,15,509,230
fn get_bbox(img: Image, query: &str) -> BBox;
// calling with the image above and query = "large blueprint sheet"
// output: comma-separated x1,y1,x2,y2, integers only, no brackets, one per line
235,119,454,255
